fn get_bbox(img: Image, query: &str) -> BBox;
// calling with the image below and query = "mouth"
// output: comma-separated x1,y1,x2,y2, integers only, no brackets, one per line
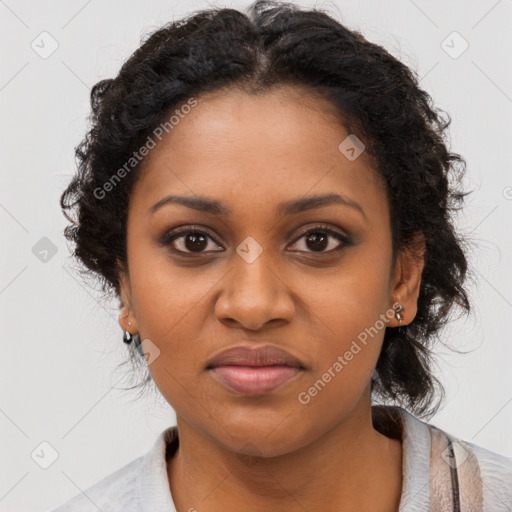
206,344,306,396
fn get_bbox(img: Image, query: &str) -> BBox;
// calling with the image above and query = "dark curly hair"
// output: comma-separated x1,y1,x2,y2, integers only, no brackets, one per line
60,0,473,418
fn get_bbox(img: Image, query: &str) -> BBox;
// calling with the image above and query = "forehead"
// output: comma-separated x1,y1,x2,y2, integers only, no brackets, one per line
130,86,387,220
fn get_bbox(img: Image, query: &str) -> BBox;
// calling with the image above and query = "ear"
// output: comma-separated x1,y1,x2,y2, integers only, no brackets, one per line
389,231,425,327
117,258,138,334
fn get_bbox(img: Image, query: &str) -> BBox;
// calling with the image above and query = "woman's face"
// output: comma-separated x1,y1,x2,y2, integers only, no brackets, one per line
118,85,421,456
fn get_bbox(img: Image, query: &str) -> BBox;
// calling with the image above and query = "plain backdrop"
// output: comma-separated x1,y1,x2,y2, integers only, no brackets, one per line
1,0,511,510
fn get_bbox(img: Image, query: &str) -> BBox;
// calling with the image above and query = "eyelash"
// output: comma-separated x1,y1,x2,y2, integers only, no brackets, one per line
160,224,352,256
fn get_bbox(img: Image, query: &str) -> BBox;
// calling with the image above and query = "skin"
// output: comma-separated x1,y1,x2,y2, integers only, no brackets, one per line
117,85,425,512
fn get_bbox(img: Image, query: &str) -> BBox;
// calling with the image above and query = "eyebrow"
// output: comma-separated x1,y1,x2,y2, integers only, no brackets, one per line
149,192,366,220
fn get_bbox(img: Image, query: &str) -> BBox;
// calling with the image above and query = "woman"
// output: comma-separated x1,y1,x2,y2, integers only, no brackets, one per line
52,1,512,510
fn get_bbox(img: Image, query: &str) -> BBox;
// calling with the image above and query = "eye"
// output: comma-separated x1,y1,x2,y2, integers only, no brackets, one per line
160,226,223,255
288,225,351,254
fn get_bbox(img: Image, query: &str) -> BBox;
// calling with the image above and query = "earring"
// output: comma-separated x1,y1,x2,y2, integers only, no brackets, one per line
123,321,133,344
394,303,405,327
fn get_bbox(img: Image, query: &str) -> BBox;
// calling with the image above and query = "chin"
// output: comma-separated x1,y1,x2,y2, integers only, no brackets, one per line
209,415,314,458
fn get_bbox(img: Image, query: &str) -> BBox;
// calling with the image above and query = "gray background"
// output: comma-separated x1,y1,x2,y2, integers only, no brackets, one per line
1,0,511,510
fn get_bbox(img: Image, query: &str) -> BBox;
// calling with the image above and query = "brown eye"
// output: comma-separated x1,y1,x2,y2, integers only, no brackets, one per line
288,225,351,254
181,232,208,252
160,227,224,254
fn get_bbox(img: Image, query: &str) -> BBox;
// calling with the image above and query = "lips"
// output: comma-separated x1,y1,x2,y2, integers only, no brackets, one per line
206,345,306,396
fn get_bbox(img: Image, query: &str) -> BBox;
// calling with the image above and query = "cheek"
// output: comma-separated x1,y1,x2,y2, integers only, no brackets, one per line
125,248,216,380
294,239,393,401
128,261,214,415
127,225,215,336
300,235,392,345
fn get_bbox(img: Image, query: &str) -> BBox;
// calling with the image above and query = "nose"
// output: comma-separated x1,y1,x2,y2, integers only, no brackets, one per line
214,250,295,331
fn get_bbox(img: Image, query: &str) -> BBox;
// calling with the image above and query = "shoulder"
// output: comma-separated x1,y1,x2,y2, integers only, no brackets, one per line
49,455,143,512
402,408,512,510
460,438,512,508
48,426,177,512
426,420,512,490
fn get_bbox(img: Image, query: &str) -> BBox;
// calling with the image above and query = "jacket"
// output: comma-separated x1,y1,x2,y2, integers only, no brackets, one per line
49,406,512,511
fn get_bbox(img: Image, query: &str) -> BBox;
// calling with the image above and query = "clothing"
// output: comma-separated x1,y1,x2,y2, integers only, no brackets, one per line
49,406,512,511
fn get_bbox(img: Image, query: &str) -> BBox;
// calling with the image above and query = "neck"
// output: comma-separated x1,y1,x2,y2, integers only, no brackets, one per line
166,397,403,512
